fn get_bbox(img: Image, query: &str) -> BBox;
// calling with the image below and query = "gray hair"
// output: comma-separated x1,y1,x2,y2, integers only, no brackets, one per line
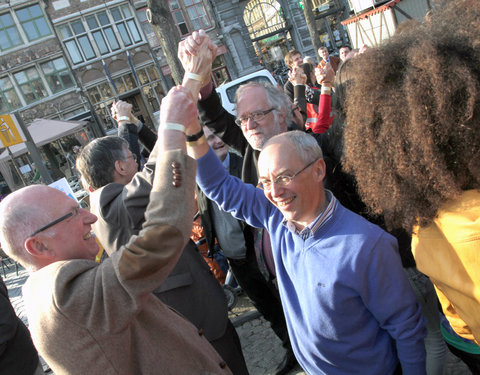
263,130,323,164
76,136,129,190
235,81,293,128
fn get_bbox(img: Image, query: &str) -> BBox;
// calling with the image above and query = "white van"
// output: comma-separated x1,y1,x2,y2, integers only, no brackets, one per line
215,69,278,115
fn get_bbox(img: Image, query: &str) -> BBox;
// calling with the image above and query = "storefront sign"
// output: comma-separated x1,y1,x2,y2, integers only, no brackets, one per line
0,114,24,148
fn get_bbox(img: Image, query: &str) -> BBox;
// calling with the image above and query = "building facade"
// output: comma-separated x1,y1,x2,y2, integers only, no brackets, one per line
0,0,351,190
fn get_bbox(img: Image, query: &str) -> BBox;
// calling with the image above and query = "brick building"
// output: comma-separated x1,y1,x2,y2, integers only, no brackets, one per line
0,0,351,190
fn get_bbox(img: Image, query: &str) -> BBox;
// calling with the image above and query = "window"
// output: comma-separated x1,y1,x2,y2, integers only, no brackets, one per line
184,0,211,30
41,58,75,93
58,21,95,64
110,4,142,47
57,4,142,65
13,67,48,104
169,0,211,36
86,11,120,54
136,8,161,48
0,13,23,51
0,77,21,113
0,4,51,51
16,4,51,42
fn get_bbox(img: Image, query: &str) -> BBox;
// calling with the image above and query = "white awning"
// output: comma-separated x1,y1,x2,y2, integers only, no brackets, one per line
0,118,87,162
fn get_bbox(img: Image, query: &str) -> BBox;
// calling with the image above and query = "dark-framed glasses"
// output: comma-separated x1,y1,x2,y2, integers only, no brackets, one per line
235,108,275,127
291,105,301,115
29,206,80,237
257,158,320,191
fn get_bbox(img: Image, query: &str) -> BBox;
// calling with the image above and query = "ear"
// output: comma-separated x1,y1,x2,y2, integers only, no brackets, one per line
315,159,327,183
114,159,127,177
24,237,53,258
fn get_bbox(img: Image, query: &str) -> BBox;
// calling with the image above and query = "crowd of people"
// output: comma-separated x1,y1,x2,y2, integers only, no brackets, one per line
0,0,479,374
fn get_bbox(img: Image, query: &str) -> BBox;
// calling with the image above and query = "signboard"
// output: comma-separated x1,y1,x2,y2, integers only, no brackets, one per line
0,114,24,148
49,177,77,202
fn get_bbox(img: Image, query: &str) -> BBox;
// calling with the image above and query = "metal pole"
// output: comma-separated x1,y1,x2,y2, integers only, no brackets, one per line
6,147,27,187
12,113,53,185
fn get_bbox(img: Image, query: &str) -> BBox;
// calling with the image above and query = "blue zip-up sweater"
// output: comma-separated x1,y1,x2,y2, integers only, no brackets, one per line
197,148,426,375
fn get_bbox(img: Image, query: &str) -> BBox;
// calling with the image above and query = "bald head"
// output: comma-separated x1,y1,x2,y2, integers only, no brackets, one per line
0,186,59,269
0,185,98,270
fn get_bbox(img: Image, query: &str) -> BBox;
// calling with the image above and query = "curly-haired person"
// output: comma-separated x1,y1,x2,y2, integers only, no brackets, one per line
342,0,480,371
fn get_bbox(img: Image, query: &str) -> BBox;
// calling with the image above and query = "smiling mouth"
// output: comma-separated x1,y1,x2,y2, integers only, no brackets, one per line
84,232,93,240
276,196,295,208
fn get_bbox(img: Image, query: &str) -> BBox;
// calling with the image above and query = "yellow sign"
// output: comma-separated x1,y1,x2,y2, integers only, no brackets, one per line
0,114,23,147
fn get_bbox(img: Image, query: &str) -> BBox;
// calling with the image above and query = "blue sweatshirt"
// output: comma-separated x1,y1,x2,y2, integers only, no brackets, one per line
197,149,426,375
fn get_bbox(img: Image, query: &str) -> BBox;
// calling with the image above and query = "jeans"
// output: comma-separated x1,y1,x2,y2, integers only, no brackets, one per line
405,267,447,375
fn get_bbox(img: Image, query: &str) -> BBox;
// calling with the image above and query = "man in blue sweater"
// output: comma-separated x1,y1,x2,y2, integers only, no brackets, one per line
187,125,426,374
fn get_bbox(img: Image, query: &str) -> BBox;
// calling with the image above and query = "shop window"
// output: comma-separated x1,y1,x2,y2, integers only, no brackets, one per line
211,55,230,87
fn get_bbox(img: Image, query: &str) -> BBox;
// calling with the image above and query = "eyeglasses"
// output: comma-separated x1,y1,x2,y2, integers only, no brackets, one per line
29,206,80,237
125,153,137,162
235,108,275,127
257,158,320,191
291,105,301,115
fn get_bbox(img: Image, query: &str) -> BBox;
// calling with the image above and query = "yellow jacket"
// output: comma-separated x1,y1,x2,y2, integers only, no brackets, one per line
412,189,480,344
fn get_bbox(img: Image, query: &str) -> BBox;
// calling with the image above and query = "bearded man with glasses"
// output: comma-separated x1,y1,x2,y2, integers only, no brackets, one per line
186,118,426,374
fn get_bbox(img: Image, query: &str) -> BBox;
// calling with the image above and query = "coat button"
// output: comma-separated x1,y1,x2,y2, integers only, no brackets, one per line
219,361,227,369
198,328,205,336
172,180,181,187
171,161,180,168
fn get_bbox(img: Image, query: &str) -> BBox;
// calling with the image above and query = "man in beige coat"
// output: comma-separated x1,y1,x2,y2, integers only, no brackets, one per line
0,87,232,375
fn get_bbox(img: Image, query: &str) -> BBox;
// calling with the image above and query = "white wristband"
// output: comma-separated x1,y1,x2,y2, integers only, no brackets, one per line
163,122,185,133
321,87,331,95
117,116,130,122
185,72,204,82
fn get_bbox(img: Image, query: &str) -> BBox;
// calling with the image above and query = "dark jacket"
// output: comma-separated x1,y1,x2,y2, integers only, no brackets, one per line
90,124,229,342
196,152,256,259
0,277,39,375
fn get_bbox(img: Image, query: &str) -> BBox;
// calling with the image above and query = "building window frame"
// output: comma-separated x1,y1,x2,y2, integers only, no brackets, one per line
41,57,75,94
0,12,23,51
15,4,52,42
57,3,143,66
0,76,22,114
169,0,212,36
13,67,48,104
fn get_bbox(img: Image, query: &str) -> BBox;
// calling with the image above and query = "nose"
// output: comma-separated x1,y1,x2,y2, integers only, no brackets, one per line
81,208,98,224
269,181,284,198
245,117,257,131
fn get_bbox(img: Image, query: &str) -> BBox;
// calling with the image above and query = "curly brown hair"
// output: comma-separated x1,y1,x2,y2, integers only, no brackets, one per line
342,0,480,231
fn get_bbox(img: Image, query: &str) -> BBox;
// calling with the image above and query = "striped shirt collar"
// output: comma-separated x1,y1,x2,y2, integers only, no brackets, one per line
282,190,337,239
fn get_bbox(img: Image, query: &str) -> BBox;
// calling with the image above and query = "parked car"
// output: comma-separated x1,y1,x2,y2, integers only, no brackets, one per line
215,69,279,115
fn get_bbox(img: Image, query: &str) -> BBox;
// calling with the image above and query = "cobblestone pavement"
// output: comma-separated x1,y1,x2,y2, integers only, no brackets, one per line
2,264,472,375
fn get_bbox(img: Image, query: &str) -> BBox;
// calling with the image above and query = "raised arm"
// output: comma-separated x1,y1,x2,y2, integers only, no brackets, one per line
178,29,248,155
